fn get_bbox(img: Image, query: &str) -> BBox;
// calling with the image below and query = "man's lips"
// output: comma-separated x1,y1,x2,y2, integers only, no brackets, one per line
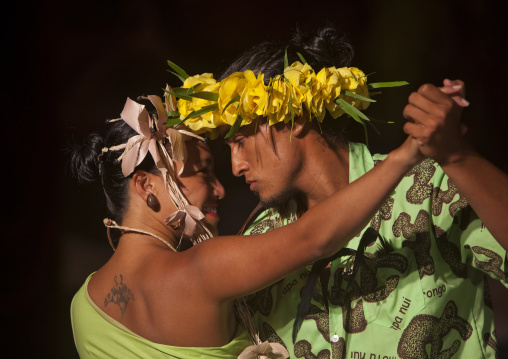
246,180,257,191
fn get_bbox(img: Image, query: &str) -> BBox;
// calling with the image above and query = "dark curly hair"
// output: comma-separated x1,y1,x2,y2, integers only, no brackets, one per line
70,112,159,224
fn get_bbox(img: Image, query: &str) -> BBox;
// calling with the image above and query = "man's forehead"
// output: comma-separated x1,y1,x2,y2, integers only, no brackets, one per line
223,122,260,143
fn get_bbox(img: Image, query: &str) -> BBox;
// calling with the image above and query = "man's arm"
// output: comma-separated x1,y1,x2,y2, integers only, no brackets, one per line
402,79,508,253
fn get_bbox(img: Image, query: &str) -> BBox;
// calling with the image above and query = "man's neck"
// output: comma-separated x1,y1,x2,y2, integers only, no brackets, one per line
296,139,350,210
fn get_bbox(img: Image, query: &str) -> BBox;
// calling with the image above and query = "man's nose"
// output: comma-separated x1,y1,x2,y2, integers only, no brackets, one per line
231,155,249,177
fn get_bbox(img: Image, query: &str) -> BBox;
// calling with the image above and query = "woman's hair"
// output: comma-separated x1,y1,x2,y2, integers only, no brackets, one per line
220,24,356,147
70,118,158,224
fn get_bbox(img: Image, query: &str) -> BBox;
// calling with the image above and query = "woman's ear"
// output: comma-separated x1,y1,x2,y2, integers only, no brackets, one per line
132,171,164,212
131,170,152,202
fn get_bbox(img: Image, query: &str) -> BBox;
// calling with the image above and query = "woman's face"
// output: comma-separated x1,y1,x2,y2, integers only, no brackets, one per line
176,139,225,234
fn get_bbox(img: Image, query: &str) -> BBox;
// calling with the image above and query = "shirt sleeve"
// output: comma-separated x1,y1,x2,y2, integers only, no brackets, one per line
429,166,508,288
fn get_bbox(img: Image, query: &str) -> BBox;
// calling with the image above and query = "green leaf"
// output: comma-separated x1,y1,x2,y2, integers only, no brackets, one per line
166,111,180,118
336,98,374,147
163,88,192,101
167,70,186,83
183,103,219,120
222,95,241,114
188,92,219,101
366,120,380,135
316,117,323,134
369,117,395,124
363,125,369,149
335,98,371,123
284,47,289,69
369,81,409,89
167,60,190,81
335,100,362,124
224,115,243,139
289,97,295,141
186,83,201,93
296,52,307,64
165,118,184,127
343,91,377,103
172,84,201,94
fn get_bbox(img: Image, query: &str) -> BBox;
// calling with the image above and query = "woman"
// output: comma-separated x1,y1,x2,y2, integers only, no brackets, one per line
70,88,421,358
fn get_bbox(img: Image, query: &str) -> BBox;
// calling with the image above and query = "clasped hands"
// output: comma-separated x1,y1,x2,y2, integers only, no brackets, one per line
403,78,471,167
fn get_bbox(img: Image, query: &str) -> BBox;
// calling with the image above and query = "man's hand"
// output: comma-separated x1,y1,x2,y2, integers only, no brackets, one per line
402,79,470,166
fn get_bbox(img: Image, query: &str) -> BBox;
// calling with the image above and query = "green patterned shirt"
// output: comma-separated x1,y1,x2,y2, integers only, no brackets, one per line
245,142,507,359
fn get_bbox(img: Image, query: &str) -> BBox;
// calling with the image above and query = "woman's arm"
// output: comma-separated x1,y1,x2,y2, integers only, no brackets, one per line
185,137,421,301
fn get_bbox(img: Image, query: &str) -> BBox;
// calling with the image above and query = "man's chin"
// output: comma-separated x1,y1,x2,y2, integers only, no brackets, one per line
260,188,299,209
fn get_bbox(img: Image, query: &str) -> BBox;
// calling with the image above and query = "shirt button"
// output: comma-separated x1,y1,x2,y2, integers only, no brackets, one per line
331,335,339,343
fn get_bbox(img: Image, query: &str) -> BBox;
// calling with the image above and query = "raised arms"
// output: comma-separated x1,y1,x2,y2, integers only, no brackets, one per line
187,137,421,301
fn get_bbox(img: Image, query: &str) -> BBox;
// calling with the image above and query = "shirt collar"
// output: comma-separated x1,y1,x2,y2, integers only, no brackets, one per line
348,142,375,183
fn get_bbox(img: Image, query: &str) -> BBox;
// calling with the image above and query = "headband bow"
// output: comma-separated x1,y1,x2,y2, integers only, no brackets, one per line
164,205,205,238
119,95,168,177
119,92,204,177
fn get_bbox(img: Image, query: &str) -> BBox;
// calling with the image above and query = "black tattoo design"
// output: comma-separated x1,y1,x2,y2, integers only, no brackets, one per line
104,274,135,320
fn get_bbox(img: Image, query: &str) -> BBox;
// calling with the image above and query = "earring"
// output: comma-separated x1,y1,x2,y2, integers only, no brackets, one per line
146,193,160,211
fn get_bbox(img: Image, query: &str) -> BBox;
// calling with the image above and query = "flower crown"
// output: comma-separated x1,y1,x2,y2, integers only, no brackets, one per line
164,52,407,142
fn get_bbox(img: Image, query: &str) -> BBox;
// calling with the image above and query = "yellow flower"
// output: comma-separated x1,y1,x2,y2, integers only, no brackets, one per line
238,70,268,123
170,61,381,139
182,73,216,90
350,67,370,110
177,73,221,135
284,61,315,119
265,76,291,125
310,67,339,120
218,72,246,126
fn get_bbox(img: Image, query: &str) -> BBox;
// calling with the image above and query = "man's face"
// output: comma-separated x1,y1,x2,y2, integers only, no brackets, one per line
226,121,302,207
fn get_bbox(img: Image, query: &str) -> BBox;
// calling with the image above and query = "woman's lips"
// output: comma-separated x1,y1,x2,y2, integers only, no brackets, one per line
203,206,219,218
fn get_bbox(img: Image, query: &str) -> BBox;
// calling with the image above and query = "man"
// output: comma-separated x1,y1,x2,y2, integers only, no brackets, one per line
218,31,508,358
178,26,508,358
228,78,507,358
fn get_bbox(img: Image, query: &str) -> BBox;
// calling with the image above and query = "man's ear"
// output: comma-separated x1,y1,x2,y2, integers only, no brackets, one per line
131,170,152,202
291,112,309,137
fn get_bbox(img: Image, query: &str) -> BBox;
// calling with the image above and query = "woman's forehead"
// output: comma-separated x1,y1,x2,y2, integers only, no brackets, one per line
187,139,213,163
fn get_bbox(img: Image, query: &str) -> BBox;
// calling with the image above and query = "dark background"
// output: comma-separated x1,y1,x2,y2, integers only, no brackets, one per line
2,0,507,357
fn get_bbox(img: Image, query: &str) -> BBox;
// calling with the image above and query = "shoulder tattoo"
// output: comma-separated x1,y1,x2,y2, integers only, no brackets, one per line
104,274,135,320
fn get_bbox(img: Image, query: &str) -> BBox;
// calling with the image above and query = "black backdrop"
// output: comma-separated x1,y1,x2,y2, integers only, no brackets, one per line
2,0,507,357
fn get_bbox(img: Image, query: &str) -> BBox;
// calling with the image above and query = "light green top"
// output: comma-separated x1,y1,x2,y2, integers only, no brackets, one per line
245,142,507,359
71,273,251,358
